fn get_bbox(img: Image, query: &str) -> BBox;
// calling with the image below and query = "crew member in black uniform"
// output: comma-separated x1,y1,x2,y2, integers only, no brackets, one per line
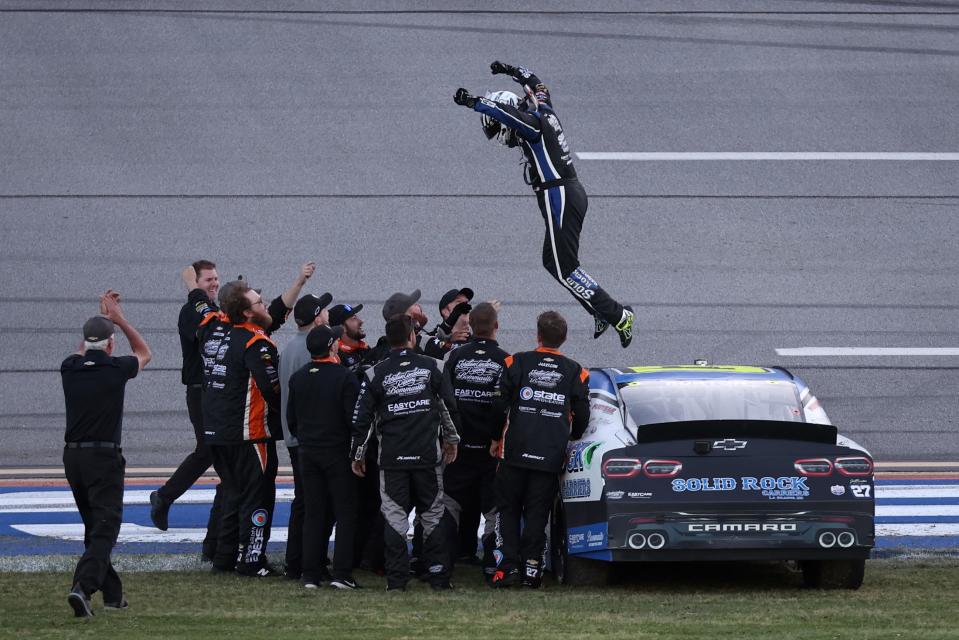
454,62,635,348
198,281,283,577
150,261,314,547
350,314,460,591
329,302,383,571
440,302,509,581
62,290,151,617
491,310,589,588
287,324,362,589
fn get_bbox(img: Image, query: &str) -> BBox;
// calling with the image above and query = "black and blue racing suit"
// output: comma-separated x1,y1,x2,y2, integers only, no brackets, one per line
471,67,626,327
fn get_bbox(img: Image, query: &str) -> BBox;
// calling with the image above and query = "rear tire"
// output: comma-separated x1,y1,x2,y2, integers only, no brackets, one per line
550,499,611,587
801,559,865,590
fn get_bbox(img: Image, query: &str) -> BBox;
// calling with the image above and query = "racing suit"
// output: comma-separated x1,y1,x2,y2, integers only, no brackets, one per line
470,67,627,328
440,337,509,579
492,347,590,586
350,348,460,589
198,314,281,575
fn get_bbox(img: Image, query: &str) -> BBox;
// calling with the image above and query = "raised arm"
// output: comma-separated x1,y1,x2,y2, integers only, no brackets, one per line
100,290,151,371
280,261,316,309
490,61,552,109
455,88,541,141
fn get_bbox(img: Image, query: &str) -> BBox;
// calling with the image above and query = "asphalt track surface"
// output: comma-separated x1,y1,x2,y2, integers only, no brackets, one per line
1,1,958,470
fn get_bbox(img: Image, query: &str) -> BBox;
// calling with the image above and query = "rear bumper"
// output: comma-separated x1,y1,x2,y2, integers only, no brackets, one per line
606,509,874,556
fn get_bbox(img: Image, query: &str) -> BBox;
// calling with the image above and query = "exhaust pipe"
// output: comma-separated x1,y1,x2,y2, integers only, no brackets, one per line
837,531,856,548
646,532,667,550
627,533,647,549
818,531,837,548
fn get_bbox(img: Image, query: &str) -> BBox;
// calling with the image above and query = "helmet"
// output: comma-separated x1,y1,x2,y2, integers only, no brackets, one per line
481,90,521,148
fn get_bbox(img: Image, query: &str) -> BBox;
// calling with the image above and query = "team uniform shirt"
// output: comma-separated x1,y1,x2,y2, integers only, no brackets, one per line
61,350,139,444
286,358,360,451
198,315,281,444
179,288,289,386
442,337,509,450
350,348,460,469
494,347,590,473
337,339,372,375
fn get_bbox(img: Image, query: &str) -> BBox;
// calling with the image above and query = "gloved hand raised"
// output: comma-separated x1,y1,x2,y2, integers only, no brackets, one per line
454,88,477,108
441,301,472,333
490,61,516,76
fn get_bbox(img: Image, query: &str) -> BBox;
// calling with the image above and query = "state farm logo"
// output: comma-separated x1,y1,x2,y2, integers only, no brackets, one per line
520,387,566,405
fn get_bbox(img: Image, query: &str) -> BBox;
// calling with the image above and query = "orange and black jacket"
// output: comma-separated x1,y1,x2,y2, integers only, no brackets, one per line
493,348,590,473
198,314,281,444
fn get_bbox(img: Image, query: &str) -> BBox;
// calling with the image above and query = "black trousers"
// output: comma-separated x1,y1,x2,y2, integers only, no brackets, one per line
380,467,449,589
157,385,222,557
538,182,625,326
353,443,384,570
285,446,304,576
63,447,124,600
209,441,278,573
441,447,498,576
494,464,558,583
299,446,358,582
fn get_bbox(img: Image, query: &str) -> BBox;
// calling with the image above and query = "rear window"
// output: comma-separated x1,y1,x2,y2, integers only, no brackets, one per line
620,379,803,426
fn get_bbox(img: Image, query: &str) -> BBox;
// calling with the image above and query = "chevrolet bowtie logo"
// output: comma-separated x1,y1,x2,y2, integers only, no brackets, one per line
713,438,748,451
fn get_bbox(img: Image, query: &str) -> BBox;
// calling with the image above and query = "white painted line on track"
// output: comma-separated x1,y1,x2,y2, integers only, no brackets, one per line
776,347,959,356
878,505,959,517
877,523,959,537
576,152,959,161
11,523,292,544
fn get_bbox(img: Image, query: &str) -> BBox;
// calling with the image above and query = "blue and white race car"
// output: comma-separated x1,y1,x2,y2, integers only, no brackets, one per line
552,364,875,589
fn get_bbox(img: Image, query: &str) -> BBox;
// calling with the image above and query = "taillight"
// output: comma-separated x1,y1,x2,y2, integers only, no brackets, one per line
835,456,873,476
795,458,833,476
602,458,642,478
643,460,683,478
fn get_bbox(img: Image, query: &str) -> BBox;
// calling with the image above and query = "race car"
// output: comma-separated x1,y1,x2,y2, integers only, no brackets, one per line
551,364,875,589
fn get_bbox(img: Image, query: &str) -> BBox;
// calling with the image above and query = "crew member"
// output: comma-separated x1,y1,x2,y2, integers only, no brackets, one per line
491,310,589,588
287,324,362,589
454,63,635,347
279,292,333,580
441,302,509,581
350,314,460,591
329,303,371,373
367,290,453,363
150,261,316,548
199,280,282,577
62,290,151,617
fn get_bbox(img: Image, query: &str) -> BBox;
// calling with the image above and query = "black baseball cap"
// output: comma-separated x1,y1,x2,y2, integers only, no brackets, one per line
329,303,363,327
439,287,474,313
294,293,333,327
306,324,344,356
82,316,115,342
382,289,421,320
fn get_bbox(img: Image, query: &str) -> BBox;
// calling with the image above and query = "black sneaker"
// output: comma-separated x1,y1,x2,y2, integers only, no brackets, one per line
149,491,170,531
67,585,94,618
521,578,542,589
330,578,361,590
210,564,234,575
103,598,129,611
615,306,635,349
593,316,609,339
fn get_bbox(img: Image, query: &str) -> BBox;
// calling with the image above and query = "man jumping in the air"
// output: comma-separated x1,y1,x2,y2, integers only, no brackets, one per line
454,62,634,348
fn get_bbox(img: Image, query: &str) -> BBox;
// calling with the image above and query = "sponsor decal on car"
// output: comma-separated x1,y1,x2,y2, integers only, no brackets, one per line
713,438,748,451
567,523,609,553
565,440,602,473
831,484,847,496
561,478,591,499
670,476,810,500
605,490,625,500
627,491,653,499
849,479,872,498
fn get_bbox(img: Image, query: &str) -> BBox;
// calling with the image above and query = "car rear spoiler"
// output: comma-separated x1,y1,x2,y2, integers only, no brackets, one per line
634,420,838,445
